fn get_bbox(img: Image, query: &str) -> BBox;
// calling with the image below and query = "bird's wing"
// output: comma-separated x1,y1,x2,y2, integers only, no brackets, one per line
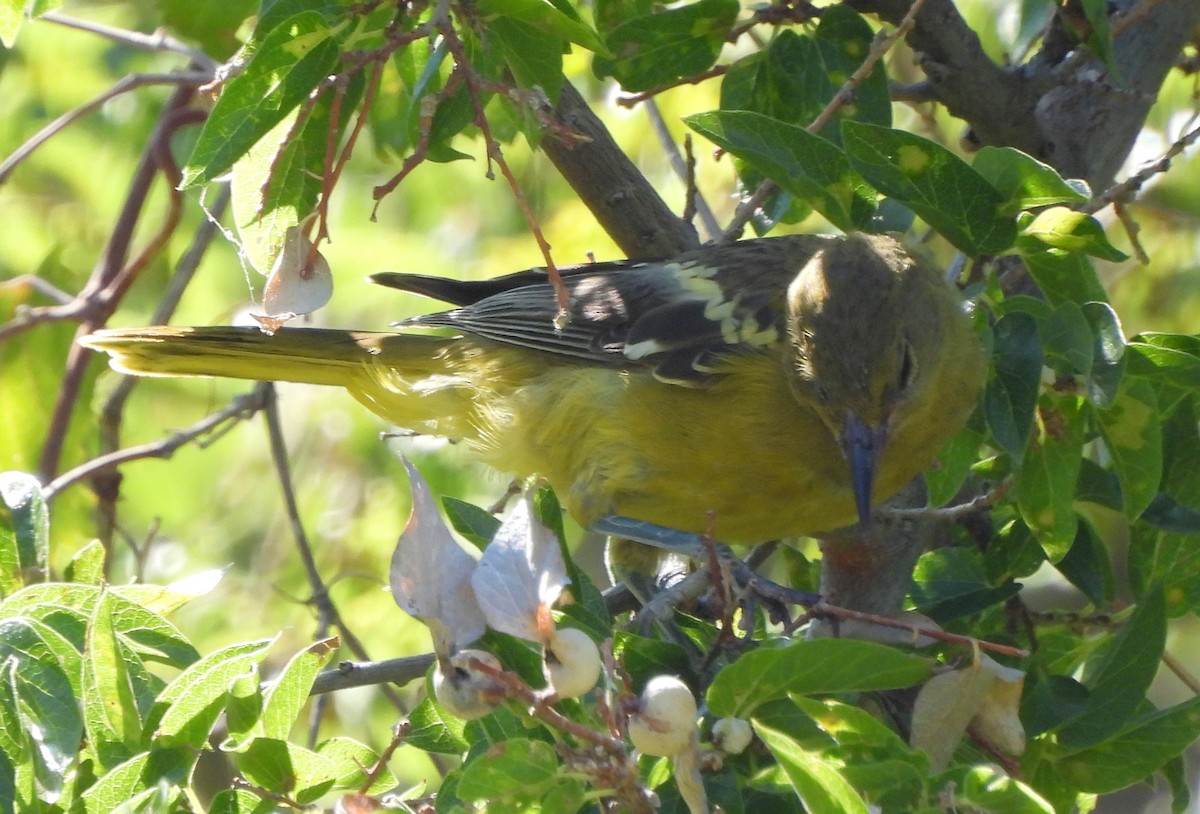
371,235,832,384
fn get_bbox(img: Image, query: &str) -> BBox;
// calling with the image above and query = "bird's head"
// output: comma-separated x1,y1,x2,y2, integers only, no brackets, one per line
784,234,944,526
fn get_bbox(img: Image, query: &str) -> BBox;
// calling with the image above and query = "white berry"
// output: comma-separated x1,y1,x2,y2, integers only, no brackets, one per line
627,675,698,756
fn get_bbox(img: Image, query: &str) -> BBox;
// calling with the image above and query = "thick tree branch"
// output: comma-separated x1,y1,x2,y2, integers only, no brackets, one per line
543,82,700,258
850,0,1200,190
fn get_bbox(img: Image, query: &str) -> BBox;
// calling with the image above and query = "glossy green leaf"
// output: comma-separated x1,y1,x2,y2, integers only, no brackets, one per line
984,310,1043,465
842,121,1016,254
1015,394,1083,560
939,764,1054,813
972,146,1090,213
0,471,48,596
593,0,738,92
1082,301,1126,407
182,10,344,187
1057,584,1165,749
1018,207,1127,261
206,788,277,814
1055,519,1114,604
1095,376,1162,519
1020,245,1109,306
754,721,870,814
686,111,875,230
707,639,931,718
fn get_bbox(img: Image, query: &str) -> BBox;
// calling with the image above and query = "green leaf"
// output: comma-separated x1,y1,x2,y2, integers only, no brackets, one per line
1,583,199,668
939,764,1054,814
233,737,339,804
83,590,144,770
1015,394,1084,560
182,10,344,187
456,738,560,801
78,748,191,814
707,639,931,718
316,736,399,794
754,720,870,814
685,111,875,230
842,121,1016,254
1055,519,1114,605
1128,523,1200,617
984,310,1043,465
1019,244,1110,306
442,496,502,550
1057,584,1166,749
259,637,337,740
1128,334,1200,411
720,8,890,136
64,540,106,585
206,788,277,814
1082,301,1126,407
1055,696,1200,794
406,694,470,755
488,18,564,101
0,617,82,800
0,471,49,595
614,632,695,689
473,0,606,54
149,638,275,749
1018,207,1127,261
924,423,985,509
231,67,365,273
593,0,739,92
1094,376,1163,519
972,146,1090,212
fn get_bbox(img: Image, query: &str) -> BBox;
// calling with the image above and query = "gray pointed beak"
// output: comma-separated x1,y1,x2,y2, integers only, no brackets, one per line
840,412,888,527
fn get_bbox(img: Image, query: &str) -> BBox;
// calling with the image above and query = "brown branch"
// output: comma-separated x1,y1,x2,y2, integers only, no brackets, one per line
260,384,410,714
542,82,699,258
0,71,210,187
41,388,271,502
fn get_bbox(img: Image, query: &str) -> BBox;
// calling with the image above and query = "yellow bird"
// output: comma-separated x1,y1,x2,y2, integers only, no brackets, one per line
81,233,985,543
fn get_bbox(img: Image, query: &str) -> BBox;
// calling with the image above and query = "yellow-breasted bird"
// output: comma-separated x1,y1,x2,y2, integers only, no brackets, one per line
80,233,985,542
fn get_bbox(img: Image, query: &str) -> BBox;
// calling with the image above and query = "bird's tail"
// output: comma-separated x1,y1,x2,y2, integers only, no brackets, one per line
80,326,478,437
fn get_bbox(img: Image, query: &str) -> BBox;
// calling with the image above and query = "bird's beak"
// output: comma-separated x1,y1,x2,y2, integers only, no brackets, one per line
840,412,889,527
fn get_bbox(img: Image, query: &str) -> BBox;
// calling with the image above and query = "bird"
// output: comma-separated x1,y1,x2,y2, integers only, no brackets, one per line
80,233,986,543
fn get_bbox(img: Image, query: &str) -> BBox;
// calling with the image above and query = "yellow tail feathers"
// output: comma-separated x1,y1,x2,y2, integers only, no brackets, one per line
80,326,480,439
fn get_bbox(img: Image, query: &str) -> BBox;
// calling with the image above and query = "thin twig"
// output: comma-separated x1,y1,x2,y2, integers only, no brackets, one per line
438,15,568,315
643,100,721,241
1084,121,1200,213
41,11,217,70
881,480,1011,523
41,389,271,501
0,72,210,186
260,384,410,713
95,184,232,557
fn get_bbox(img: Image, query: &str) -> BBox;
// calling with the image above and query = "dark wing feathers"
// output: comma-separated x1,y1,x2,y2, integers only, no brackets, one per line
373,235,832,384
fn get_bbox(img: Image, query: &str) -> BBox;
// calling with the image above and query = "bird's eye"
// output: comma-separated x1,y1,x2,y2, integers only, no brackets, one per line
898,341,917,391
